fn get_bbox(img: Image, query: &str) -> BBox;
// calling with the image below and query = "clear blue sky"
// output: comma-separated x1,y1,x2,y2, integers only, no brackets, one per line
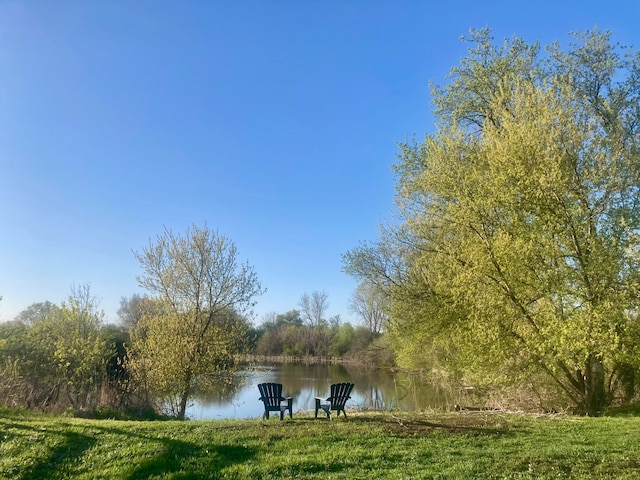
1,1,638,325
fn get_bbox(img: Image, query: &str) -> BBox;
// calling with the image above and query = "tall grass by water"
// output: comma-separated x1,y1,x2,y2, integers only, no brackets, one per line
1,407,639,479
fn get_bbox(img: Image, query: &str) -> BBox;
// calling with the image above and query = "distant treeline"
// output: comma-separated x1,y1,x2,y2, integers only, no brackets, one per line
246,309,394,366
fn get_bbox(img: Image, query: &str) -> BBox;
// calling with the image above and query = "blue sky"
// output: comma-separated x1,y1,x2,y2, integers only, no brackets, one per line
1,1,638,325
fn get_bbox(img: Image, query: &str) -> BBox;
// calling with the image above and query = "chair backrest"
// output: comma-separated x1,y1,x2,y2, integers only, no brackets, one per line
329,382,354,406
258,382,283,407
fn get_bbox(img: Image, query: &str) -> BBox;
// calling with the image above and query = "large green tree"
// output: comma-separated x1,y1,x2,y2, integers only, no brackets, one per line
130,224,264,419
345,29,640,415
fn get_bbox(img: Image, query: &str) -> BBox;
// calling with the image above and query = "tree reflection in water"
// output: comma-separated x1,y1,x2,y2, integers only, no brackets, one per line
186,363,450,420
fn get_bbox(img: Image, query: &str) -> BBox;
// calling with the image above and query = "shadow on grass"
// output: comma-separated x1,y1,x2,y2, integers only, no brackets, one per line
605,403,640,417
2,420,257,480
3,422,97,480
95,425,256,479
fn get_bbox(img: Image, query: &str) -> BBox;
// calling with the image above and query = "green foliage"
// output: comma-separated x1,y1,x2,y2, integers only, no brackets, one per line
39,290,111,409
130,305,249,417
129,223,263,419
330,323,355,357
0,286,113,412
261,310,304,332
345,29,640,415
365,333,396,367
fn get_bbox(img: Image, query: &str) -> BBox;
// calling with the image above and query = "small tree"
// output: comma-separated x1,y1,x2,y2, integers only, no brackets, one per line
129,224,264,419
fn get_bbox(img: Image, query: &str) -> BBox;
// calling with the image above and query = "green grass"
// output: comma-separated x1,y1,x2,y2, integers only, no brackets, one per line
1,408,640,479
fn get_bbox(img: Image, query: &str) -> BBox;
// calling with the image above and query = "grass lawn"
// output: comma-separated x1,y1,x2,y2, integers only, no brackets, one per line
1,408,639,479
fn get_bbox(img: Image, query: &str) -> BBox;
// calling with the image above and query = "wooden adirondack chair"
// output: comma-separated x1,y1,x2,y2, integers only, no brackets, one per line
315,382,354,419
258,383,293,420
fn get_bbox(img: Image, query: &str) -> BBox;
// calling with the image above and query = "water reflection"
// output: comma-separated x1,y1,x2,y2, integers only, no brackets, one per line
186,363,451,420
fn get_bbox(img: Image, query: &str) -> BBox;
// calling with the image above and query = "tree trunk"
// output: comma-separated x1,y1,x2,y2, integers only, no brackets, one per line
177,387,190,420
177,373,193,420
579,355,606,416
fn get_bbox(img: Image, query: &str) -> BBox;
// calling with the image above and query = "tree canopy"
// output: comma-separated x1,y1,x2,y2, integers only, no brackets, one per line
129,223,264,419
0,285,113,411
344,29,640,415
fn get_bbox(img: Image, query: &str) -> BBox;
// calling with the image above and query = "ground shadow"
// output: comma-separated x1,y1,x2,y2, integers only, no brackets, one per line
93,425,256,479
1,419,258,480
604,404,640,417
2,422,98,480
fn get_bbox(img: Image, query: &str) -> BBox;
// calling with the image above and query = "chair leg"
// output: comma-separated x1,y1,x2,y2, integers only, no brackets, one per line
315,398,320,418
321,405,331,420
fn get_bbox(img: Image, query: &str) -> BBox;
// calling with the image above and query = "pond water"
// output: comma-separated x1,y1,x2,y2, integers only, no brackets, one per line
185,363,453,420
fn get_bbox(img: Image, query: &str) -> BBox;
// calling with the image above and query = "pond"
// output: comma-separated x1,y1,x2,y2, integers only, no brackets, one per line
185,363,453,420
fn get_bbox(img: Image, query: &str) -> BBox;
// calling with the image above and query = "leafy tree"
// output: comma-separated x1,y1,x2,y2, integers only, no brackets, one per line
13,301,57,326
117,294,146,332
129,223,264,419
0,319,30,405
260,310,303,332
0,303,61,408
330,323,355,357
0,288,118,412
35,285,112,410
13,286,112,410
344,29,640,415
254,310,304,356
